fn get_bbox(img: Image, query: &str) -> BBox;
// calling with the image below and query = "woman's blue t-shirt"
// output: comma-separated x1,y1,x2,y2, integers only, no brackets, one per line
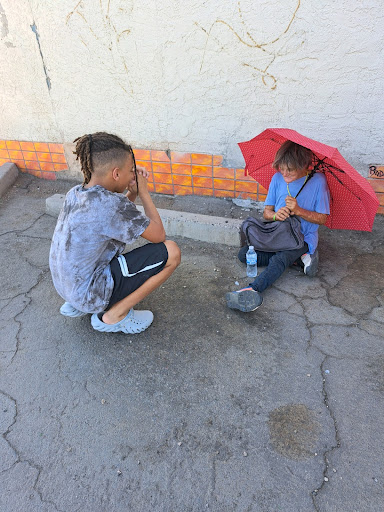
265,172,330,254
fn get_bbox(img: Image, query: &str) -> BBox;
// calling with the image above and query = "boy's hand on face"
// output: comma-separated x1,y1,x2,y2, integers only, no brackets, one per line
137,166,150,180
136,167,151,197
126,167,149,196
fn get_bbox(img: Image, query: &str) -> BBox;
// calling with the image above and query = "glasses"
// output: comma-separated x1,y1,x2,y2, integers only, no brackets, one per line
279,167,298,175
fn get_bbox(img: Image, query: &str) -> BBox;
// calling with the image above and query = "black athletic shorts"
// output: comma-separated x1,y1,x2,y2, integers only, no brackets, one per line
106,242,168,310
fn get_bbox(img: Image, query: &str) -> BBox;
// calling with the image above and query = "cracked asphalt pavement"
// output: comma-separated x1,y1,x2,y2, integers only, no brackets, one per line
1,175,383,512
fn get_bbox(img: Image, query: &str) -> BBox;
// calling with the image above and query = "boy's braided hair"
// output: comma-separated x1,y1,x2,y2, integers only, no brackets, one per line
73,132,137,186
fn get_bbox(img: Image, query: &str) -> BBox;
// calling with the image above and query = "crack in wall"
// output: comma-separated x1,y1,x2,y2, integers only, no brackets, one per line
30,22,51,91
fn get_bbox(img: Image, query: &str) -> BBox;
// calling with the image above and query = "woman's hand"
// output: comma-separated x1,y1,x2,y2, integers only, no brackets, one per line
285,196,299,215
274,206,291,221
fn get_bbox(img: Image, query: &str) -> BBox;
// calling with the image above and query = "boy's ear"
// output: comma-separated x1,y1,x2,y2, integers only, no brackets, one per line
111,167,120,181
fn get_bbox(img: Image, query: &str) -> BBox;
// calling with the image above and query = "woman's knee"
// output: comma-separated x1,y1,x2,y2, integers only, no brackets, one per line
164,240,181,267
238,245,248,263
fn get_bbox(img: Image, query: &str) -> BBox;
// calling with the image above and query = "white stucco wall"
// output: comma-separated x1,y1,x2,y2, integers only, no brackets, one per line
0,0,383,172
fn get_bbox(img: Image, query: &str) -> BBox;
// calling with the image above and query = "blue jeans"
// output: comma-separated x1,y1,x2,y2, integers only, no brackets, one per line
238,243,309,293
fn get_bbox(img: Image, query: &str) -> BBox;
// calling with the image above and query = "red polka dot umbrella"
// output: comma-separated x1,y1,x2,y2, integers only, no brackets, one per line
238,128,380,231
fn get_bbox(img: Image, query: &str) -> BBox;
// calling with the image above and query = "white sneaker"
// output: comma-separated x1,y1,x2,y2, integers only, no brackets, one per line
301,249,319,277
91,309,154,334
60,302,87,317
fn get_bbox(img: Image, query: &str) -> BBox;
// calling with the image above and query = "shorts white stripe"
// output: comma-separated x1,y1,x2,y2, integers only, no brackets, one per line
117,255,164,278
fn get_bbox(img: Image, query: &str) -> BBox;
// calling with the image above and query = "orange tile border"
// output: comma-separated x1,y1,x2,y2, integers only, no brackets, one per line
151,150,170,162
0,139,280,203
213,167,234,179
192,153,213,165
20,141,35,151
37,152,52,162
40,161,55,171
23,151,38,161
174,185,193,195
152,162,171,174
134,149,151,161
213,178,234,191
25,161,41,171
193,187,213,196
34,142,49,152
136,160,152,173
192,165,212,177
48,143,65,154
173,175,192,186
12,160,25,168
214,189,235,198
368,179,384,193
258,184,268,194
213,155,223,166
6,140,21,150
171,152,191,163
8,150,23,159
53,163,68,171
193,176,213,188
171,164,191,175
241,192,258,201
155,183,173,194
378,206,384,214
51,153,66,163
153,172,172,184
236,168,254,181
235,181,258,193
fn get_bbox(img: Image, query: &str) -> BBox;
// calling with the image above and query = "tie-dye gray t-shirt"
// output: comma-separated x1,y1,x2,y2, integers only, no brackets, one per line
49,185,150,313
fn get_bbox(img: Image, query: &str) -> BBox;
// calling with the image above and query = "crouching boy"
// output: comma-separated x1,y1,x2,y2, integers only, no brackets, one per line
49,132,181,334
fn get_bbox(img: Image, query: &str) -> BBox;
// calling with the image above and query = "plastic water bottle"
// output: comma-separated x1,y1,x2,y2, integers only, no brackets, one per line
246,246,258,278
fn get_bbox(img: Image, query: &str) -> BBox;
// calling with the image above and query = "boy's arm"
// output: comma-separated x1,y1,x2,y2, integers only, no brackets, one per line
135,173,166,243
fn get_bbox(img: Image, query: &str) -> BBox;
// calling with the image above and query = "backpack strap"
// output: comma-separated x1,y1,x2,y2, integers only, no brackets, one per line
294,169,315,199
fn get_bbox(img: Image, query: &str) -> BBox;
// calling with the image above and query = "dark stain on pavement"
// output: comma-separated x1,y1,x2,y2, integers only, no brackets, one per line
268,404,320,460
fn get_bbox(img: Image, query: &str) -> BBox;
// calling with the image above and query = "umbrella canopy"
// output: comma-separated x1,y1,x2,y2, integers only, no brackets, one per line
238,128,380,231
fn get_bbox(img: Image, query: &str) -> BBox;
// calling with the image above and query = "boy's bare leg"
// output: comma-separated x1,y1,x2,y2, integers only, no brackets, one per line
101,240,181,325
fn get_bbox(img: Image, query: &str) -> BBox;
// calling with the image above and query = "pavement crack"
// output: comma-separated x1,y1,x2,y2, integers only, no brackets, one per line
0,212,47,238
311,355,341,509
0,390,19,471
0,390,63,510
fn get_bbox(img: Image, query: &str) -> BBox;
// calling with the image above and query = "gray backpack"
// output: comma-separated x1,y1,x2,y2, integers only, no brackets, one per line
240,215,304,252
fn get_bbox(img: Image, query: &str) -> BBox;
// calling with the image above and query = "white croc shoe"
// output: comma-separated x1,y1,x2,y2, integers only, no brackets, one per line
91,309,154,334
60,302,87,317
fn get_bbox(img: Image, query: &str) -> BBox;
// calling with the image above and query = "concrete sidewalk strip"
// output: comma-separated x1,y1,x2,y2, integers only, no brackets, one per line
0,163,18,198
46,193,242,246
